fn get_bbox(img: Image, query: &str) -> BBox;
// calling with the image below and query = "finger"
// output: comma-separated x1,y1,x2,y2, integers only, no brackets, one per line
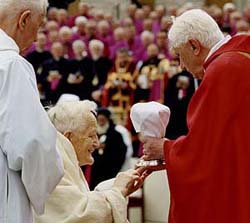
133,178,144,190
135,166,150,175
141,170,153,180
141,154,150,161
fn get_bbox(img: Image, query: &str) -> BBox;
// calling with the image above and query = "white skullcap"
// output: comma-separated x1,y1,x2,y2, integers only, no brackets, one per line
130,101,170,138
56,94,80,105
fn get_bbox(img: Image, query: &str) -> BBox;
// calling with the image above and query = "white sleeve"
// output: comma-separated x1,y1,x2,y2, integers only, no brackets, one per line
0,58,64,215
35,180,128,223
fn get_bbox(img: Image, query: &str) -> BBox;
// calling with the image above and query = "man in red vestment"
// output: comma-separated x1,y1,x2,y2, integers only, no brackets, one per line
142,9,250,223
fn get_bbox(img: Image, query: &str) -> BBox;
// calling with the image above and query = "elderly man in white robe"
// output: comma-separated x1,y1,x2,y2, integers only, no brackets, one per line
35,100,146,223
0,1,64,223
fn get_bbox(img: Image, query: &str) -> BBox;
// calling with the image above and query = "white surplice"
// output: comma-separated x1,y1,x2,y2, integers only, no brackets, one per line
0,29,64,223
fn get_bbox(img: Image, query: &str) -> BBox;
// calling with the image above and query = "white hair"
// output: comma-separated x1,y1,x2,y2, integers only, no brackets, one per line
223,2,236,13
168,9,224,50
114,27,125,36
48,100,97,134
72,40,86,50
59,26,72,35
97,20,109,29
75,16,88,25
140,30,154,41
89,39,104,51
0,0,48,16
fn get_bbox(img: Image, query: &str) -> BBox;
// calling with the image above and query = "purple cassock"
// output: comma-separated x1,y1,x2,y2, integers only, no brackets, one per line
127,35,141,53
133,45,148,63
152,21,161,34
109,40,129,61
72,32,86,42
135,19,144,34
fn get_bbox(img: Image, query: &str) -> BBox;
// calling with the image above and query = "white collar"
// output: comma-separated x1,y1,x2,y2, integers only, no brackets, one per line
205,35,231,62
0,29,20,53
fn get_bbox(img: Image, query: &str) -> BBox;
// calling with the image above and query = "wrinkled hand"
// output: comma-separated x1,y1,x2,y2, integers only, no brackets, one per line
113,169,147,197
141,136,166,161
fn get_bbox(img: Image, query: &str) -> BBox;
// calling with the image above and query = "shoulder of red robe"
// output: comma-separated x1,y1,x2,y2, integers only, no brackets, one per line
203,35,250,69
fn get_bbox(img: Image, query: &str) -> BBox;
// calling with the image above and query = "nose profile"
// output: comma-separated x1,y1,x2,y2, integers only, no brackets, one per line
93,134,100,148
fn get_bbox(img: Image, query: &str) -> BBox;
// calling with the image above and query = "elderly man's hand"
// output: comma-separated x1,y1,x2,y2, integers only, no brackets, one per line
113,169,147,197
141,136,166,161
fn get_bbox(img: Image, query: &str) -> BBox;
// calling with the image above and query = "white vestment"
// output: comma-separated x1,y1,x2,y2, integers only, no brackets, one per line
0,29,64,223
35,132,128,223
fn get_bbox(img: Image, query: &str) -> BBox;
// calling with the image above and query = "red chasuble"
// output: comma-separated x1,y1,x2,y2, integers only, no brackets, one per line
164,35,250,223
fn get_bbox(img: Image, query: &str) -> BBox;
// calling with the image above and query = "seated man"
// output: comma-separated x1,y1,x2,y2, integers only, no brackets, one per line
34,100,146,223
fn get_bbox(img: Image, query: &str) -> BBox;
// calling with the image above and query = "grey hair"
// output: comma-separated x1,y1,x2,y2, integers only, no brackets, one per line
59,26,72,36
48,100,97,134
72,40,86,50
75,16,88,25
168,9,224,50
140,30,154,41
89,39,104,51
223,2,236,13
0,0,48,16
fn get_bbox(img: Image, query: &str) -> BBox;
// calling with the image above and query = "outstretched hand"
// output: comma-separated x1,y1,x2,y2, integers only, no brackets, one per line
113,168,149,197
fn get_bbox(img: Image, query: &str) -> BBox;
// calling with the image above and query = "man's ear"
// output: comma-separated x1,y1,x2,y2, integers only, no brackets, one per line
63,131,72,139
188,39,201,56
18,10,31,30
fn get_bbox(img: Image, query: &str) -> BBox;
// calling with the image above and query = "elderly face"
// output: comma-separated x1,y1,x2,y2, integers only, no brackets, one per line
48,30,59,42
143,19,153,31
174,41,204,79
47,7,58,21
20,10,46,52
125,26,136,40
90,45,103,60
73,41,86,57
59,28,72,43
128,5,137,18
142,5,151,17
57,9,68,23
141,35,154,47
161,17,172,31
85,21,97,37
97,21,110,36
114,28,125,41
147,44,159,58
156,32,167,47
78,3,89,15
68,115,99,166
36,33,47,49
46,21,59,33
155,5,165,18
51,42,64,59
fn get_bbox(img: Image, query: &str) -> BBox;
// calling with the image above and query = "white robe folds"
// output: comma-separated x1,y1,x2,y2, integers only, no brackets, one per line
0,29,64,223
35,132,128,223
